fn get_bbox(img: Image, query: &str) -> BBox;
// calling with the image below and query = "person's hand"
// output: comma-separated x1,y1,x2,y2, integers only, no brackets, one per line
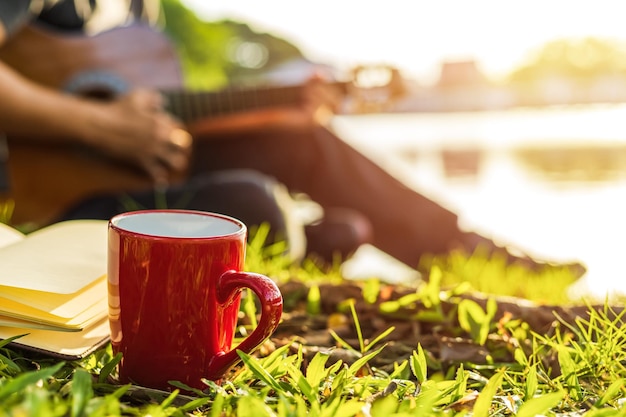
298,74,345,126
86,89,192,185
186,74,348,137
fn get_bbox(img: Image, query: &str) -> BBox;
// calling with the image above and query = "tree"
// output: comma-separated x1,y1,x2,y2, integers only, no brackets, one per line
508,37,626,84
159,0,306,89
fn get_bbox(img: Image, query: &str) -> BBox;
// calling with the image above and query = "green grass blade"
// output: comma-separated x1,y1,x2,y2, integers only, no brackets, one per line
454,364,467,400
364,326,395,353
472,369,504,417
286,362,317,405
305,351,330,389
329,329,356,352
71,368,94,417
524,364,538,401
0,334,28,349
159,389,180,409
237,350,284,393
347,345,385,377
516,390,564,417
349,300,365,353
320,397,363,417
0,361,65,402
237,395,274,417
97,352,122,384
410,344,428,383
0,352,21,377
556,345,582,401
596,379,625,407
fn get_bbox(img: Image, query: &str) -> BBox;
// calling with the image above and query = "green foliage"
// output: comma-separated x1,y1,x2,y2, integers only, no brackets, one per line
457,297,497,345
3,282,626,415
526,303,626,411
3,213,622,416
306,283,322,315
420,246,582,304
159,0,306,90
0,199,13,225
160,0,235,89
379,266,452,322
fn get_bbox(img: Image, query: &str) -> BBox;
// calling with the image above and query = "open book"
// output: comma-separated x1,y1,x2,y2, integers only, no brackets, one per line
0,220,110,360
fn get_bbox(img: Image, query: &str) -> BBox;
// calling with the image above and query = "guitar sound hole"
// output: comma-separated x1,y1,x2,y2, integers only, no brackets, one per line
80,88,117,100
64,70,129,99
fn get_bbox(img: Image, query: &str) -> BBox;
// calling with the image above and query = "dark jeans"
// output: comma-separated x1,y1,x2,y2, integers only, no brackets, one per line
59,169,303,256
190,125,463,267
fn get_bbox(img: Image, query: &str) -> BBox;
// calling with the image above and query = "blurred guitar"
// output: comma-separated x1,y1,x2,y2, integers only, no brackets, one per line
0,23,343,226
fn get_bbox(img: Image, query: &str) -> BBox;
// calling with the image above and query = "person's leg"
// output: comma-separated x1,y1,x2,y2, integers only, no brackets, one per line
58,169,307,260
191,125,585,275
191,125,466,268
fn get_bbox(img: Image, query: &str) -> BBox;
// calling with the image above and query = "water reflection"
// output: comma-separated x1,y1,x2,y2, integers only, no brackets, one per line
401,146,626,300
515,146,626,182
332,106,626,299
397,144,626,183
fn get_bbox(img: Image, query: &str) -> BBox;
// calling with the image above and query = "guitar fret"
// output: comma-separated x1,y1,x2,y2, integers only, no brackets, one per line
251,87,260,111
175,93,185,122
164,92,177,121
226,87,234,116
218,89,227,116
191,91,200,122
197,91,207,120
184,92,194,123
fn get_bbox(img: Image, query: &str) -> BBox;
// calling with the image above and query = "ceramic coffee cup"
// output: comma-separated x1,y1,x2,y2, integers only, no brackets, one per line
107,209,282,390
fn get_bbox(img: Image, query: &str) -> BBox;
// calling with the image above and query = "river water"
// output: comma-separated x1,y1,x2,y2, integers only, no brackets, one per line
330,103,626,299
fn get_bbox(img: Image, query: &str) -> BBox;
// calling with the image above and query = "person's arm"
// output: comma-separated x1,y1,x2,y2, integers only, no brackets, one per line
0,47,190,184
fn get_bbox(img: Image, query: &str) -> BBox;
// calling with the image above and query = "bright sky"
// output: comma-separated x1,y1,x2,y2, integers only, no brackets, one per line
181,0,626,84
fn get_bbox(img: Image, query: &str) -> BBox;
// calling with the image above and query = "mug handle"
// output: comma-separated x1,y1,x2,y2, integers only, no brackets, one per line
206,270,283,380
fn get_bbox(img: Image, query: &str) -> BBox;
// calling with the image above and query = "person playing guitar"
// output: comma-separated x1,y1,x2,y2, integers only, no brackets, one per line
0,0,586,275
0,0,366,264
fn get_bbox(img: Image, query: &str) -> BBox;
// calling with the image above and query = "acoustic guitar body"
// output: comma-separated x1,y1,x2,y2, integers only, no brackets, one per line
0,24,184,227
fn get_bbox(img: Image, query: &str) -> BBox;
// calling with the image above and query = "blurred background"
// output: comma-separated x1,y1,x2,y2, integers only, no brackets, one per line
161,0,626,298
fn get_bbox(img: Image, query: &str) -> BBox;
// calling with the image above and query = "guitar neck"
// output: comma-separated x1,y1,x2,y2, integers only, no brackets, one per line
163,82,347,124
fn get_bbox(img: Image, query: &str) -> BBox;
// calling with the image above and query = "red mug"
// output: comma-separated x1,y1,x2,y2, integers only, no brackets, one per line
107,209,283,390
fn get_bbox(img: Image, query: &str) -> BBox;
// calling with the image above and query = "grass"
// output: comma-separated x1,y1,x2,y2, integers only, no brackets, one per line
1,224,626,416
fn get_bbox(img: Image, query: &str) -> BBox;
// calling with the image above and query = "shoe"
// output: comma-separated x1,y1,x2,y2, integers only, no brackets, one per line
304,208,373,266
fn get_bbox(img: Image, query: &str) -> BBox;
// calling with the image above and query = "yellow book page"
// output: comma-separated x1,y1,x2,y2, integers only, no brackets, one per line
0,275,107,318
0,222,24,248
0,317,111,360
0,316,79,332
0,294,107,330
0,220,107,294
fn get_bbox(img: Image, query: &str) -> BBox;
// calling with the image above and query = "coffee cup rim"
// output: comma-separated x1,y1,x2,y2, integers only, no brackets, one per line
109,209,247,239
